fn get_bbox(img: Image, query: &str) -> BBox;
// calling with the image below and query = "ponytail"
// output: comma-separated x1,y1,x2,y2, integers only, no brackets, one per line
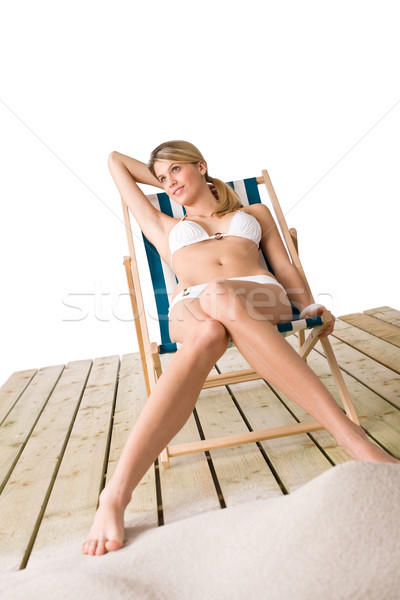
206,174,243,217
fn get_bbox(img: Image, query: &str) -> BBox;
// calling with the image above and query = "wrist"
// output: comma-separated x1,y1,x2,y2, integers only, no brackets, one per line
299,303,325,320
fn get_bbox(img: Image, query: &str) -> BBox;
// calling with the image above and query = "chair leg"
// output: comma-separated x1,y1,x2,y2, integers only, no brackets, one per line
149,343,171,468
298,330,306,360
160,447,171,469
151,342,163,379
320,337,360,424
298,311,333,360
289,227,307,361
123,255,153,395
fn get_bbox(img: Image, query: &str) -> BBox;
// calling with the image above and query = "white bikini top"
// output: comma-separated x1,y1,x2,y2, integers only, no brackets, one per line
169,210,262,261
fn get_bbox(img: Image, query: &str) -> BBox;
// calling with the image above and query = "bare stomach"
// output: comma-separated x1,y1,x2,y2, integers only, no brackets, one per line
171,238,278,300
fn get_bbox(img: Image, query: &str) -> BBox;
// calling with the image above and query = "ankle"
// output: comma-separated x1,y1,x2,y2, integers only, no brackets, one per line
334,420,366,446
334,422,397,462
99,484,131,510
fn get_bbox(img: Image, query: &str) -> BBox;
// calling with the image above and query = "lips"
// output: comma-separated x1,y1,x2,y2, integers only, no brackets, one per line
173,186,184,196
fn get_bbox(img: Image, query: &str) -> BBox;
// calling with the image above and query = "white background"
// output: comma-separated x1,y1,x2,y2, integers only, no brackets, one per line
1,1,399,386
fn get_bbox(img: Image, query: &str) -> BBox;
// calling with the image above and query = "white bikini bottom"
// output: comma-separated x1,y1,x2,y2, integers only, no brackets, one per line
168,275,287,315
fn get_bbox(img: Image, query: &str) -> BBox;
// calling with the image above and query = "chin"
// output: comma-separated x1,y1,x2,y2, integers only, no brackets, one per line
170,195,185,205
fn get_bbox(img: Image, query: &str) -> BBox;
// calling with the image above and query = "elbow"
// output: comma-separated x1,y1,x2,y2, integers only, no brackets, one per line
108,151,123,174
108,151,121,166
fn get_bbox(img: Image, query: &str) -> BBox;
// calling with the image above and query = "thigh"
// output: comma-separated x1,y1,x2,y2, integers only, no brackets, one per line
169,280,292,343
200,279,293,324
168,297,214,344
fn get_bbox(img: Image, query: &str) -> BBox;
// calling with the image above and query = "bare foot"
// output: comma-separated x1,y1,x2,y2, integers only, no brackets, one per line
81,488,126,556
338,423,400,464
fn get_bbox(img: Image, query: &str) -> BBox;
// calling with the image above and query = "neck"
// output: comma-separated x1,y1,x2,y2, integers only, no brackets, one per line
185,210,216,218
184,187,219,219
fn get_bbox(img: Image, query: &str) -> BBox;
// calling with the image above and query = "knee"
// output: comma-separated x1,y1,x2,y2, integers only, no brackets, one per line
188,319,229,355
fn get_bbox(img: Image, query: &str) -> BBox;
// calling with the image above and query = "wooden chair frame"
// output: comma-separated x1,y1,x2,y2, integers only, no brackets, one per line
121,169,359,468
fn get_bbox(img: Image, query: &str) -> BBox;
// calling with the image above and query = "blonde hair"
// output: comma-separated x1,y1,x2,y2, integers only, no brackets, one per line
148,140,242,217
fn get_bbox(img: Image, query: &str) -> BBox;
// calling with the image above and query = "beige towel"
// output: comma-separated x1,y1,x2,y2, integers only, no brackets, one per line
2,461,400,599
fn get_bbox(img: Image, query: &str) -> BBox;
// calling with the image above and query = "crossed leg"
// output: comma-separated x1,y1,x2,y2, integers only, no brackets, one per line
197,279,400,464
82,279,399,556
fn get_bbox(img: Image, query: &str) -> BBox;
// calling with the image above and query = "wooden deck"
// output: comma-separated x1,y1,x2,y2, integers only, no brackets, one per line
1,306,399,572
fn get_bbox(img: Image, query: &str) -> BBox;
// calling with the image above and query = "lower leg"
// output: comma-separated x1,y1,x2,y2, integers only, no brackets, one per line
82,325,229,555
201,293,399,464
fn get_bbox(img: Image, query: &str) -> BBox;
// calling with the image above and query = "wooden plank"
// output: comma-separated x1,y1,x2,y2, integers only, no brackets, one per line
196,366,284,505
364,306,400,328
27,356,119,563
326,335,400,410
214,348,333,493
340,313,400,348
277,337,352,465
158,354,221,524
332,319,400,374
0,365,64,494
0,369,37,425
287,336,400,459
0,360,91,573
106,353,158,529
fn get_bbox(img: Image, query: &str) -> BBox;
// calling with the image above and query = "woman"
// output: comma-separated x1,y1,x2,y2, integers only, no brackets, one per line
82,140,399,556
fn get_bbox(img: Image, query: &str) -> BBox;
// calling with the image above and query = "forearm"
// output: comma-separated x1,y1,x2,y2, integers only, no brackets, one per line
108,151,162,189
277,264,314,313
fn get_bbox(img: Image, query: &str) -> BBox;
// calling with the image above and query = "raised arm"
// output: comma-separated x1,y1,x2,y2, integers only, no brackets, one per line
108,151,172,244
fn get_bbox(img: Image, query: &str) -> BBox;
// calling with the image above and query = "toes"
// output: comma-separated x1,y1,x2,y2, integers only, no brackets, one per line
105,539,123,552
82,539,99,556
81,540,92,555
95,541,107,556
82,538,122,556
88,540,98,556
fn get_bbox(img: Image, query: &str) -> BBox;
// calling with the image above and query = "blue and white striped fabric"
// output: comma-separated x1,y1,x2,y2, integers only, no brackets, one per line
142,178,321,353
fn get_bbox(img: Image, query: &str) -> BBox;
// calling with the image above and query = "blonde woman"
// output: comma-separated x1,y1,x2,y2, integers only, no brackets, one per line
82,140,399,556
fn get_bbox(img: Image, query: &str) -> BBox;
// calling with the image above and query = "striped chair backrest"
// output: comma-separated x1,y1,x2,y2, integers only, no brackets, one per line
141,177,281,353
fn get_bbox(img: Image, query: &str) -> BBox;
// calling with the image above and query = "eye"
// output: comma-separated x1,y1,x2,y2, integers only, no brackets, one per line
160,176,166,183
172,166,180,173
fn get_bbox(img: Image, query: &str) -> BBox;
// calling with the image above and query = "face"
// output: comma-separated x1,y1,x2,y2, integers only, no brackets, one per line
153,161,207,204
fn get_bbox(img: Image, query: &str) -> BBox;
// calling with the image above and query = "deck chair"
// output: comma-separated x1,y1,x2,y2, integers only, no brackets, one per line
121,169,359,468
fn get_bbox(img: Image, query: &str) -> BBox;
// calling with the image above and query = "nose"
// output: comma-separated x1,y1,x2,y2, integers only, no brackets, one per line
168,174,176,188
